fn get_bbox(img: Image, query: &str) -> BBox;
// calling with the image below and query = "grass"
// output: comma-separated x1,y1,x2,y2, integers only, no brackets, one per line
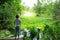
21,16,53,29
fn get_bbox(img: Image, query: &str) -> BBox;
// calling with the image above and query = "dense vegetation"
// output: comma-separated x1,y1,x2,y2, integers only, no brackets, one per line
0,0,60,40
0,0,21,29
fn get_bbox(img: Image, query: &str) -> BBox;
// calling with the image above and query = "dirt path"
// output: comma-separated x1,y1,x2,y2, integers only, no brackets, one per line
0,35,24,40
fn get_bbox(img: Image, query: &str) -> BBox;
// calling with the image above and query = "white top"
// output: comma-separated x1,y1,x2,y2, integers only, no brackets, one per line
14,18,21,27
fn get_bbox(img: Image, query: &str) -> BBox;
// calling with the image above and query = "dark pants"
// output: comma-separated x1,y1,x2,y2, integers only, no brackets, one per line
15,26,20,37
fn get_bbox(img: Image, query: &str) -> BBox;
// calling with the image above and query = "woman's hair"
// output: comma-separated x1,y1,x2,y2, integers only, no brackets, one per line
16,14,19,18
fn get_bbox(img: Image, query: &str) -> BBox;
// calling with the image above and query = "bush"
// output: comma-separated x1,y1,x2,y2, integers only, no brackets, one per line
29,27,38,39
0,30,11,38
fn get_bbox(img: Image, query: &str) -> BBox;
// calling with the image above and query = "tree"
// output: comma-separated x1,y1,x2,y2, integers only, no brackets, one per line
33,0,41,16
0,0,21,30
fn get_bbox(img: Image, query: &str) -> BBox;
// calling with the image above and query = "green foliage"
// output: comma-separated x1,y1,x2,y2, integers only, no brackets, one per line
0,0,21,29
29,27,37,39
21,17,46,29
41,25,55,40
0,30,11,38
0,0,10,5
33,0,41,16
21,1,60,40
0,0,60,40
